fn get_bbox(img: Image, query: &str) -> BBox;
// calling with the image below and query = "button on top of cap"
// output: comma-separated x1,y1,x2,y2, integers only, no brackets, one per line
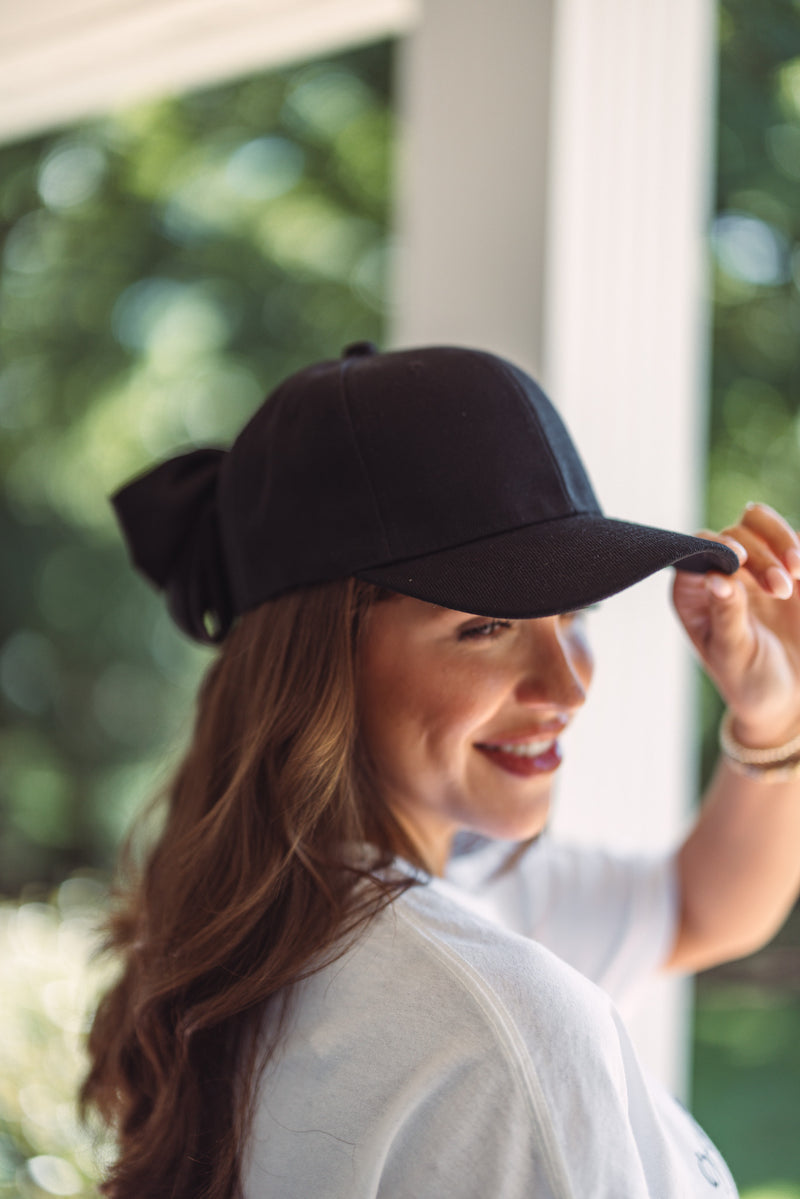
342,341,378,358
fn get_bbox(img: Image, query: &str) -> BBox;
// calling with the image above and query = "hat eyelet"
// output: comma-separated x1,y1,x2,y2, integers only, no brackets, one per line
342,341,377,358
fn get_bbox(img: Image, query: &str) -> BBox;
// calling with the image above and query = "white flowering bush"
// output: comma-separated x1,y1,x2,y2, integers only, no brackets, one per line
0,878,117,1197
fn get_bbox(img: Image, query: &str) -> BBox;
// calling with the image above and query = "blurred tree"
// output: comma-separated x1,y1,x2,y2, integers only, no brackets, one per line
700,0,800,784
692,5,800,1189
0,42,394,894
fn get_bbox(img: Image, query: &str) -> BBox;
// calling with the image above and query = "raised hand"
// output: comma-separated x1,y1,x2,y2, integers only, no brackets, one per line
672,502,800,746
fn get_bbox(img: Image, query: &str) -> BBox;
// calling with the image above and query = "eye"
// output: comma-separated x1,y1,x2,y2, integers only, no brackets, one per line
459,619,513,640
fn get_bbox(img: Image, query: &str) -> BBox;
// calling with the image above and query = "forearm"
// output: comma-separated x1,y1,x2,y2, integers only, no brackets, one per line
666,505,800,973
668,749,800,973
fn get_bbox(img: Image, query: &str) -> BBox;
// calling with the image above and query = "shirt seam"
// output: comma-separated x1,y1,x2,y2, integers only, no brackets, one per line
393,903,578,1199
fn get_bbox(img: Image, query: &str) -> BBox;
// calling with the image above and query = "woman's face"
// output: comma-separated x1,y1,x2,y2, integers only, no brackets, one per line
358,595,595,874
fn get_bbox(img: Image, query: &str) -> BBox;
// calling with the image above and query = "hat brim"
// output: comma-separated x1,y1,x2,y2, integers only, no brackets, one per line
356,514,740,618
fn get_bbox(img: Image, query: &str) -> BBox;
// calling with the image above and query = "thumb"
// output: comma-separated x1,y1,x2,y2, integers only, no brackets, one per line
702,573,753,663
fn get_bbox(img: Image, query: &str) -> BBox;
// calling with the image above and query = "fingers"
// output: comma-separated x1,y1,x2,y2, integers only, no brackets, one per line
697,504,800,601
692,531,747,600
673,546,751,657
741,502,800,579
705,574,750,644
722,526,794,598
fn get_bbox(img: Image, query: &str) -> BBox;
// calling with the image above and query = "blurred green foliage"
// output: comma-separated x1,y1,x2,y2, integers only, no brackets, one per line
694,10,800,1191
693,901,800,1189
694,982,800,1197
710,0,800,530
699,0,800,785
0,43,393,894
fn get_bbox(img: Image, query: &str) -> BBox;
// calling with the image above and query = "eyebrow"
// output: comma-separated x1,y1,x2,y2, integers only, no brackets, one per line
400,598,483,624
410,601,466,625
419,606,455,625
434,605,484,622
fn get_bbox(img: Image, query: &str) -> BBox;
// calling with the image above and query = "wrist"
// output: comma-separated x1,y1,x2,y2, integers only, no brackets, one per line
730,713,800,751
719,710,800,784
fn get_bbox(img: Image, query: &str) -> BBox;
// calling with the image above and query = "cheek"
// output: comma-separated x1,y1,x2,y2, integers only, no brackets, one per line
359,645,503,770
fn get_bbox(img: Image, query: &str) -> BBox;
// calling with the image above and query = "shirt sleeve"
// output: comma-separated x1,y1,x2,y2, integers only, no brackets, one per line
378,904,737,1199
444,835,680,1011
375,988,657,1199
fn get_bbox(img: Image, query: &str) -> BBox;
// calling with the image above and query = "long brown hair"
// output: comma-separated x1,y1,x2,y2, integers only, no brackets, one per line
80,577,423,1198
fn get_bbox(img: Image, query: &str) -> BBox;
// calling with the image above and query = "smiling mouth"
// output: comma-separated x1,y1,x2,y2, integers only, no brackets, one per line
474,739,562,776
476,737,556,758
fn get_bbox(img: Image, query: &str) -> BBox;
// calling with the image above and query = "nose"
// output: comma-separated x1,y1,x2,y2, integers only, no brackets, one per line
514,616,592,713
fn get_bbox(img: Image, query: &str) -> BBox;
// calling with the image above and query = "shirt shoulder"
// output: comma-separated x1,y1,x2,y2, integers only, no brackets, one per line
245,878,736,1199
394,875,622,1048
445,835,679,1009
246,879,636,1199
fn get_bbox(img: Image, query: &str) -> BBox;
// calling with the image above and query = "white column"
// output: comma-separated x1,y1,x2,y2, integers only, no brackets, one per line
393,0,718,1096
544,0,717,1098
391,0,556,369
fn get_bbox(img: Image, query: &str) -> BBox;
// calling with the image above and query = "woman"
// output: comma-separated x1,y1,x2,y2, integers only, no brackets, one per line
83,342,800,1198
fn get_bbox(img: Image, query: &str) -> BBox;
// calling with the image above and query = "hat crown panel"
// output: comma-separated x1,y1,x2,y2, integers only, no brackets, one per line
221,363,389,607
346,349,600,561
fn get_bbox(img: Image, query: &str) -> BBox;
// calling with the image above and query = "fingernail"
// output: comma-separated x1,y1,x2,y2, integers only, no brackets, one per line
786,548,800,579
766,566,794,599
706,575,733,599
728,538,748,565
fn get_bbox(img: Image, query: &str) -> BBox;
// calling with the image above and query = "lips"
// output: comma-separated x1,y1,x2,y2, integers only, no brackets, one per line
474,738,563,777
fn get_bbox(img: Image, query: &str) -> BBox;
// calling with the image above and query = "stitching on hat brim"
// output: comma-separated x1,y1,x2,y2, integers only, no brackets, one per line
354,513,739,619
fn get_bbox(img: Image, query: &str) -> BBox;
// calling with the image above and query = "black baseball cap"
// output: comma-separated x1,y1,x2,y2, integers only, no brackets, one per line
111,342,739,644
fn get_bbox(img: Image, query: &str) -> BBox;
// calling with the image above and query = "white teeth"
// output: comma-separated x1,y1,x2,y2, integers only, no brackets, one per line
486,739,555,757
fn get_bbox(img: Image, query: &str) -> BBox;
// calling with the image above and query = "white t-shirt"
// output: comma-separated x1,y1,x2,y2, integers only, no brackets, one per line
444,833,678,1016
243,838,737,1198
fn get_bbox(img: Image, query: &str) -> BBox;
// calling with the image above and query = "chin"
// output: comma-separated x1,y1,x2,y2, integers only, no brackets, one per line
476,797,552,844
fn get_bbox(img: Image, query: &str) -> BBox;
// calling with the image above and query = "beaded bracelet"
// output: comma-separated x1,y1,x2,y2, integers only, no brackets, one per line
721,754,800,781
719,710,800,781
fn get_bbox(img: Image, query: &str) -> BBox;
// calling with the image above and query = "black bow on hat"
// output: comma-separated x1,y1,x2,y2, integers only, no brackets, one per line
112,447,233,644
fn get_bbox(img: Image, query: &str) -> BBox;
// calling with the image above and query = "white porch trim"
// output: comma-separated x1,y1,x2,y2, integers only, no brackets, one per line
0,0,418,144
